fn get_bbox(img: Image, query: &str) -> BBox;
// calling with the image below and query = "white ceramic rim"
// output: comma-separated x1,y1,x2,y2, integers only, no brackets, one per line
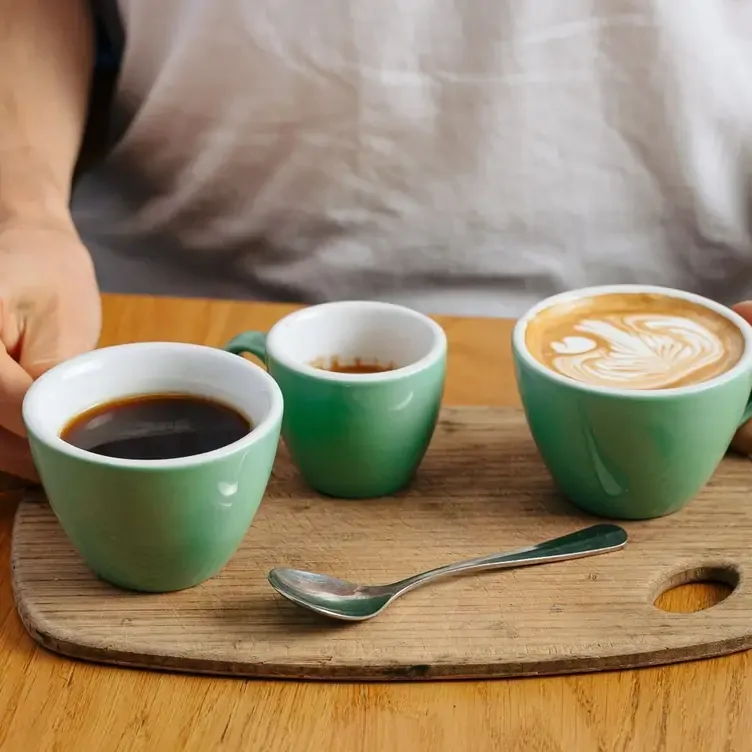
512,284,752,397
22,342,284,469
264,300,447,383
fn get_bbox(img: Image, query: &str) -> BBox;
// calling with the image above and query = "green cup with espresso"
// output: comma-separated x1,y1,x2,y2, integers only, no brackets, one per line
513,284,752,520
23,342,283,592
225,300,447,499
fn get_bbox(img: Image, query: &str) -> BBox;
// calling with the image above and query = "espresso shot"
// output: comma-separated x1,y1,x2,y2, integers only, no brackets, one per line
310,356,396,375
60,393,252,460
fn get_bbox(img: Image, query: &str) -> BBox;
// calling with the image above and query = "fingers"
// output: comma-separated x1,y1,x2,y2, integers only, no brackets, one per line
18,303,99,381
0,294,98,443
732,301,752,325
0,424,38,481
0,346,32,437
729,302,752,458
731,421,752,457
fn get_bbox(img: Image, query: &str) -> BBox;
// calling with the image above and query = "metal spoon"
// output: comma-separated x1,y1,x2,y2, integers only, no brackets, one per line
267,523,628,622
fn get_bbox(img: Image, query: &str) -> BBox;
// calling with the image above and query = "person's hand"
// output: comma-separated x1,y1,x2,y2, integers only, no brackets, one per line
0,219,101,480
730,301,752,456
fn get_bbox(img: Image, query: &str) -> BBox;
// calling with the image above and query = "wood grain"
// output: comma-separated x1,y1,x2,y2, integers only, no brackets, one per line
1,294,751,750
12,407,752,681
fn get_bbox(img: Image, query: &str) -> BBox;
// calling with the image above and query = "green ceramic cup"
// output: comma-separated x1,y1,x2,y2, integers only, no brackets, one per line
225,301,447,499
22,342,283,592
513,285,752,520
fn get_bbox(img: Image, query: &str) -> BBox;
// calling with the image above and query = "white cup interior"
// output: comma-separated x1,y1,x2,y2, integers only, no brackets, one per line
265,301,446,381
22,342,283,467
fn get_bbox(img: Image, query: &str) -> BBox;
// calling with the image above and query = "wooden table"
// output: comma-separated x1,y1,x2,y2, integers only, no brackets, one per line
0,294,749,751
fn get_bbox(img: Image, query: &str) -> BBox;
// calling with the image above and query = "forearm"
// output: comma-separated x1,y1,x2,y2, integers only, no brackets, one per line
0,0,94,227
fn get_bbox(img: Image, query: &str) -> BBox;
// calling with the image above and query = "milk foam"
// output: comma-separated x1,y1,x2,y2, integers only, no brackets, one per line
550,314,727,389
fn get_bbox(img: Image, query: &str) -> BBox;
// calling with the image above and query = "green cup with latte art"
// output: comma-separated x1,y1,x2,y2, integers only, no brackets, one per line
513,285,752,520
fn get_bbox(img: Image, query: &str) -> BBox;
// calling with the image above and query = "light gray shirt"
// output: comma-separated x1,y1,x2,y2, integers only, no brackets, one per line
73,0,752,316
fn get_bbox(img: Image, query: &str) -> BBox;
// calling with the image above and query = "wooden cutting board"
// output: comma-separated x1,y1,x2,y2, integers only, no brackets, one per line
10,407,752,681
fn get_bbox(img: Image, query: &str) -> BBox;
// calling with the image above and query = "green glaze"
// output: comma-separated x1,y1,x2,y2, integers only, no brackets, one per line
27,419,280,592
226,332,446,498
513,349,752,520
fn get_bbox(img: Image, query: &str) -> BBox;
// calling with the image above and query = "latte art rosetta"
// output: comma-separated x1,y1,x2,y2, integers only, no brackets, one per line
525,292,746,390
549,314,727,389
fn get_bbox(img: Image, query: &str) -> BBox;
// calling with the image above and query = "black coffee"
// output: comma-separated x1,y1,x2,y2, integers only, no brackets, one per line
61,394,252,460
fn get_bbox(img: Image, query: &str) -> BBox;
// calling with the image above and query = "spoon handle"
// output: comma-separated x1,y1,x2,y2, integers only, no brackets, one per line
392,523,627,595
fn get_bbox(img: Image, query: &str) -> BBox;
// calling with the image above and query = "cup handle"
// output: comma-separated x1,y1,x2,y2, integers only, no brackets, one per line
224,331,268,363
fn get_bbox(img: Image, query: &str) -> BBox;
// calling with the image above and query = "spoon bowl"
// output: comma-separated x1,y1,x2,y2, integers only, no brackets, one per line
268,569,394,620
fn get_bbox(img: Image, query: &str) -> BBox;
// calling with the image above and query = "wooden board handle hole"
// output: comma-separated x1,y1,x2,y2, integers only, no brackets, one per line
653,565,740,614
